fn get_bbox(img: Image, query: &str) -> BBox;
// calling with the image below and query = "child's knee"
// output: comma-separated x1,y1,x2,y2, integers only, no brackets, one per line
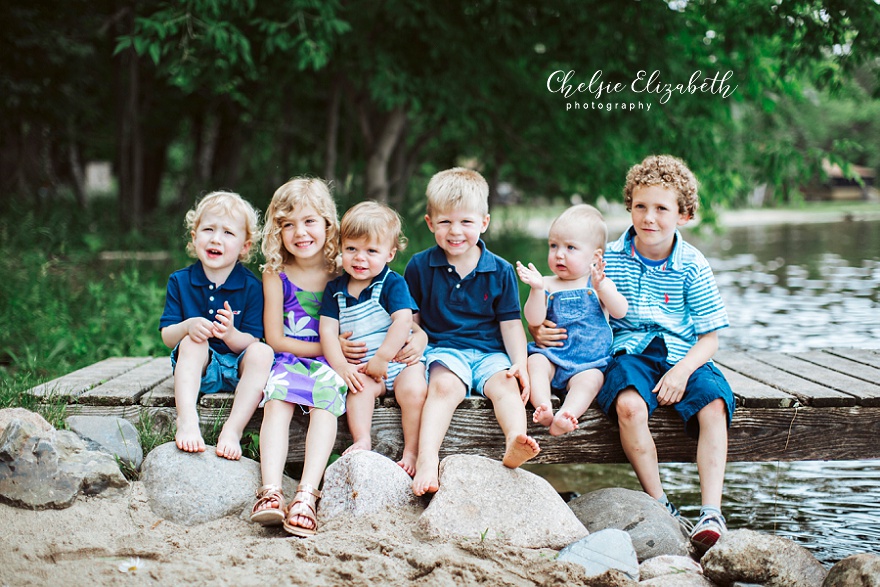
428,372,466,401
699,398,727,421
243,341,274,366
527,354,550,372
178,335,209,357
615,389,648,422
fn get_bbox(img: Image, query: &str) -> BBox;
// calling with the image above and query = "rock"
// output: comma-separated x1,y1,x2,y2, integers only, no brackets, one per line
640,575,716,586
639,554,704,581
702,529,827,587
0,415,128,509
823,553,880,587
141,442,262,525
417,454,588,549
320,451,423,523
0,407,54,435
66,415,144,469
568,487,689,560
558,529,639,580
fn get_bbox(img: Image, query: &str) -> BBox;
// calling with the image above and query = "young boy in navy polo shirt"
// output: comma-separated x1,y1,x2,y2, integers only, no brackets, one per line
160,191,275,460
405,167,540,496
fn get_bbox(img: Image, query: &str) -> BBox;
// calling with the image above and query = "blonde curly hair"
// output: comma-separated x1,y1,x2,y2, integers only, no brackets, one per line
184,191,261,263
260,178,339,274
623,155,700,219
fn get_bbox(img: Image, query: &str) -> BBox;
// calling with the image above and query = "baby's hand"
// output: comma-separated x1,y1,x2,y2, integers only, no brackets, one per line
212,301,238,340
358,356,388,383
590,250,607,288
516,261,544,290
186,317,214,343
339,331,367,364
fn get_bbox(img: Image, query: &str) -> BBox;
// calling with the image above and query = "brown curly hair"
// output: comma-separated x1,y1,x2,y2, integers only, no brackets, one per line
623,155,699,219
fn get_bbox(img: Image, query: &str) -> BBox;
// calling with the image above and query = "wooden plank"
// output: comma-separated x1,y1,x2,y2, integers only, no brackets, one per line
63,404,176,429
785,351,880,406
26,357,154,401
714,364,798,408
757,352,880,406
140,378,175,407
79,358,172,406
824,348,880,369
714,350,855,407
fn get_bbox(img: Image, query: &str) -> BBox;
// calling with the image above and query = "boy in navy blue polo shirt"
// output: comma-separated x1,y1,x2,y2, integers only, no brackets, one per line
160,191,274,460
405,168,540,496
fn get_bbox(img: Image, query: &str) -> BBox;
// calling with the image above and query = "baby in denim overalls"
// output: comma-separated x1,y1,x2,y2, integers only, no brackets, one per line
517,204,628,435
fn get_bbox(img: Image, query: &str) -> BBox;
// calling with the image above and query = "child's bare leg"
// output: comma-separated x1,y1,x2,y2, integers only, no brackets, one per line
695,399,728,508
393,364,427,477
173,336,210,453
286,407,337,533
615,388,663,498
483,372,540,468
527,354,555,427
550,368,603,436
254,399,295,516
217,342,274,460
412,366,465,496
343,378,384,455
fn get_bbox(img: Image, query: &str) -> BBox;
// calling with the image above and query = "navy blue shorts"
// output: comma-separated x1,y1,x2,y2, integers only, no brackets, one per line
596,337,735,438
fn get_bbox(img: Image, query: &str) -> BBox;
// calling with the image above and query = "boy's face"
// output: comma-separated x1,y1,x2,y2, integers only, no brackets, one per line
630,185,690,260
281,205,326,262
425,208,490,259
191,210,250,272
341,235,395,282
547,227,597,281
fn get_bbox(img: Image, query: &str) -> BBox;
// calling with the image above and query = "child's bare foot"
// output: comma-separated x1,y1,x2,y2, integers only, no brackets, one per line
397,450,417,477
502,433,540,468
343,438,371,456
412,456,440,496
175,418,205,453
216,428,243,460
532,403,554,427
549,410,579,436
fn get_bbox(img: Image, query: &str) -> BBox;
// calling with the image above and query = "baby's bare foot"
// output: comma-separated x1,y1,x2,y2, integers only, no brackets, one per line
397,450,417,477
549,410,579,436
175,418,205,453
343,438,371,456
412,457,440,496
216,429,242,460
532,403,554,427
502,434,540,468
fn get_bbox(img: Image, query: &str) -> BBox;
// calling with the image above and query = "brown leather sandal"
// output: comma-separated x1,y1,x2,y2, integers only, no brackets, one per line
283,483,321,537
250,484,285,526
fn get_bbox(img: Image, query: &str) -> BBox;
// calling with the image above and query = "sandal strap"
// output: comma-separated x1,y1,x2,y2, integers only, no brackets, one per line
294,483,321,499
255,484,284,499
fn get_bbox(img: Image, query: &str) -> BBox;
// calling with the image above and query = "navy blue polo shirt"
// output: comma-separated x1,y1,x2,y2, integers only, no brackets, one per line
404,241,521,354
319,265,417,320
159,261,264,355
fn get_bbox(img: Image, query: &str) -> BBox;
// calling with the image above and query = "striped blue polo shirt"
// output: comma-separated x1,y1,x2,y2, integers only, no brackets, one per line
604,226,728,364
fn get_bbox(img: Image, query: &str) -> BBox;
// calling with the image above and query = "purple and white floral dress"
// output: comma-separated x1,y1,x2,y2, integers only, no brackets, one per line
262,272,347,417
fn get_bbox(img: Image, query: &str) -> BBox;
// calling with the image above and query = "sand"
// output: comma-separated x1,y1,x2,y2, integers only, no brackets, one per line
0,482,584,587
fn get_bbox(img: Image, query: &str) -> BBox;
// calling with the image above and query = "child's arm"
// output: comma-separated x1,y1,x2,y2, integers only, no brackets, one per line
654,330,719,405
516,261,548,327
394,318,427,366
319,315,366,393
591,251,628,319
161,317,214,348
499,318,530,404
360,309,413,381
212,301,260,354
263,271,323,357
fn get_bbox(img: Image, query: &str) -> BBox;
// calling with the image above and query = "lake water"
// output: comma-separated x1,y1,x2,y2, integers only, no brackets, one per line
528,218,880,565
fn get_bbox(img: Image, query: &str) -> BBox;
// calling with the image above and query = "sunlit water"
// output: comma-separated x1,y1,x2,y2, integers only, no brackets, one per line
529,219,880,565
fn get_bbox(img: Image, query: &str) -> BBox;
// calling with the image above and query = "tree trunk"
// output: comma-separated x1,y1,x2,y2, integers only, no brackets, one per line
116,6,144,230
364,107,407,203
324,75,342,184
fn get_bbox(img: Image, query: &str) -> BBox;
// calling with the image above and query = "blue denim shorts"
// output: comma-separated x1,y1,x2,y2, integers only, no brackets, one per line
425,346,512,396
596,337,735,438
171,345,244,395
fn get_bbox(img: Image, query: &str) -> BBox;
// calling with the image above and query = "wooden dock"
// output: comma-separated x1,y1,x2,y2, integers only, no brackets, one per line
24,348,880,464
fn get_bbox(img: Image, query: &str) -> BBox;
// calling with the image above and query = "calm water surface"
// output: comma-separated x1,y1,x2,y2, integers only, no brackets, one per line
530,219,880,565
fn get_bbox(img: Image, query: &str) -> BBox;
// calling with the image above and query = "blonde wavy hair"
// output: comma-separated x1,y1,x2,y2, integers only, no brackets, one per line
623,155,700,219
184,191,261,263
340,201,408,252
260,178,339,274
426,167,489,217
549,204,607,252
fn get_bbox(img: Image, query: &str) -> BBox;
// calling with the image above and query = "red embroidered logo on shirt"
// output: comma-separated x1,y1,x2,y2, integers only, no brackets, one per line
484,293,489,301
664,293,669,304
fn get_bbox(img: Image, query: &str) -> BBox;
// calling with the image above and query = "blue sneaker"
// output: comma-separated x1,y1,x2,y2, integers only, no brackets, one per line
665,501,694,534
690,512,727,554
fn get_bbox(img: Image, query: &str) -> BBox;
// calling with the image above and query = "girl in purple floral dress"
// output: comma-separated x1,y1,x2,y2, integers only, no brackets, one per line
250,178,346,537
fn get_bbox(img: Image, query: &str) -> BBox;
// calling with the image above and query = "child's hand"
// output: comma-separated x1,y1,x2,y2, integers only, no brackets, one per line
653,364,688,405
590,250,607,288
393,330,426,365
507,362,531,404
339,331,367,364
339,363,367,394
528,320,567,348
359,356,388,383
212,301,239,340
516,261,544,290
186,317,215,343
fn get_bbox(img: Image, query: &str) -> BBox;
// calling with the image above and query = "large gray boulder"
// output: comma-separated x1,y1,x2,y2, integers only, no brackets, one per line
66,415,144,469
558,529,639,581
320,451,423,523
568,487,689,560
0,413,128,509
639,554,704,582
417,454,588,549
702,529,827,587
141,442,261,525
823,553,880,587
0,407,54,435
640,575,716,586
